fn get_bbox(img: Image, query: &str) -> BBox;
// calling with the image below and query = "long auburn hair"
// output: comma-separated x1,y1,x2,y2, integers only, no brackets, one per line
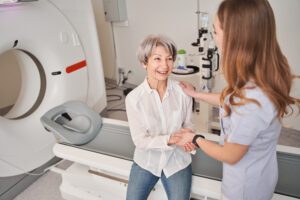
218,0,300,117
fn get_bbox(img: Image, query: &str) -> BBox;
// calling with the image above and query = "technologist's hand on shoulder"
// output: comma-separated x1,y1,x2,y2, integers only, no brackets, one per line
179,82,197,97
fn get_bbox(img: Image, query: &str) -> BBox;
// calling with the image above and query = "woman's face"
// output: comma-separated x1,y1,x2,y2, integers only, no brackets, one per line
213,16,224,52
144,45,174,82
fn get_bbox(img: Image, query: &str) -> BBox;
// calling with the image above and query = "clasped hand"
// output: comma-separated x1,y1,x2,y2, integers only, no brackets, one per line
171,128,197,152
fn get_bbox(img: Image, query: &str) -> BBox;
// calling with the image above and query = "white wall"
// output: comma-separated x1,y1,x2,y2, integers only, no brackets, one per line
94,0,220,84
270,0,300,129
95,0,300,130
92,0,116,80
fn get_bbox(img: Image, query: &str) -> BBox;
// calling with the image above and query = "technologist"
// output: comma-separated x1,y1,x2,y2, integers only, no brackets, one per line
175,0,300,199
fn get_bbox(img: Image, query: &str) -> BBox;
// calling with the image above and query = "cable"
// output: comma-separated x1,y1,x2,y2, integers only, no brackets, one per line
106,85,118,90
105,81,118,90
107,94,122,98
107,101,126,113
106,101,126,112
105,77,135,91
107,94,122,102
106,108,126,112
107,101,125,110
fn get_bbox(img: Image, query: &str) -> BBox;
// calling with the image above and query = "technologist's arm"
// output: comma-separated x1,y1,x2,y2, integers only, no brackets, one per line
125,97,176,151
195,138,248,165
176,131,249,165
179,82,220,106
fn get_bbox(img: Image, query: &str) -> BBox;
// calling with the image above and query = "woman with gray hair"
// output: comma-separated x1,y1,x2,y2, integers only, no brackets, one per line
125,34,194,200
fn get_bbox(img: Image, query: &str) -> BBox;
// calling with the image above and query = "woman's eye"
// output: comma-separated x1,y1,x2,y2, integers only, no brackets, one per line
154,57,161,61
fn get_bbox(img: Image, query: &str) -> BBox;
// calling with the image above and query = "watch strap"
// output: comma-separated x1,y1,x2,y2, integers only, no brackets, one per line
192,134,205,148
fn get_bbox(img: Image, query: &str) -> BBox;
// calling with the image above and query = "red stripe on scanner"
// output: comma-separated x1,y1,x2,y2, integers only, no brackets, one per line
66,60,87,73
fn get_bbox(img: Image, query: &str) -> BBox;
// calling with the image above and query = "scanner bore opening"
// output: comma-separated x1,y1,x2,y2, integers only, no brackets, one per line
0,49,46,119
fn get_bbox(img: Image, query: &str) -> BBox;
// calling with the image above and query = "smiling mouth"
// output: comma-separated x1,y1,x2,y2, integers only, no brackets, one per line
157,70,168,75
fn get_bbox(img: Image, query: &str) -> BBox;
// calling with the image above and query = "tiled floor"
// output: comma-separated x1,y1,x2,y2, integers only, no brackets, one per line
101,82,129,121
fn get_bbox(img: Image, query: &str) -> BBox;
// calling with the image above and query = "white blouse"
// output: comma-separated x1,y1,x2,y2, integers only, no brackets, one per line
125,78,193,177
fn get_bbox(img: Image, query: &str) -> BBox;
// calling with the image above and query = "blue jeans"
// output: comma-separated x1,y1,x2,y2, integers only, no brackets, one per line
126,163,192,200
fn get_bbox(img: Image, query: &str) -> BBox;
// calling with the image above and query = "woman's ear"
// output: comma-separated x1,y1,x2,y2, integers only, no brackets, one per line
142,64,147,69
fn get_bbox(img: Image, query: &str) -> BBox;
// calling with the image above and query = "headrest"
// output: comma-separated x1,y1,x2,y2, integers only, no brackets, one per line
54,112,91,133
41,101,102,145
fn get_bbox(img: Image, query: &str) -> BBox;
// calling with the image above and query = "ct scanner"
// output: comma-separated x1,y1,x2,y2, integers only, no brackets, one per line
1,1,300,200
0,0,106,198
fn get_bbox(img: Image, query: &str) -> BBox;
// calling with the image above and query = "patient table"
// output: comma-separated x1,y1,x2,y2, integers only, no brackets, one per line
41,101,300,200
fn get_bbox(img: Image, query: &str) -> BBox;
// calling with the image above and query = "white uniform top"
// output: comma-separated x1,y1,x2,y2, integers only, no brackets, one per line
220,86,281,200
125,78,193,177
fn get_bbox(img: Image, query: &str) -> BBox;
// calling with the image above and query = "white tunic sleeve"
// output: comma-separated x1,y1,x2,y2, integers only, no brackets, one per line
227,96,276,145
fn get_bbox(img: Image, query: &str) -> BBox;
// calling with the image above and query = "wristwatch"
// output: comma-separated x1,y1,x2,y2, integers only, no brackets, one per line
192,134,205,148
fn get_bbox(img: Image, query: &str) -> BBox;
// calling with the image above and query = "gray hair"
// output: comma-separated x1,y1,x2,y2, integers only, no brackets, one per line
137,34,177,65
